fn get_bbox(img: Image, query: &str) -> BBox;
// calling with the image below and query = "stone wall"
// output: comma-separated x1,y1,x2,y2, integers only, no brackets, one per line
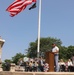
0,72,74,75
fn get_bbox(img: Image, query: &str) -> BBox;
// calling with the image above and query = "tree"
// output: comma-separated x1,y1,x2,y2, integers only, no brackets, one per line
66,46,74,59
12,53,25,64
59,46,67,60
2,59,12,71
27,37,62,58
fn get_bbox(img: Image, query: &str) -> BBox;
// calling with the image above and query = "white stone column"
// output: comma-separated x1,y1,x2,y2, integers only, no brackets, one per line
0,37,5,71
0,37,5,61
10,63,16,72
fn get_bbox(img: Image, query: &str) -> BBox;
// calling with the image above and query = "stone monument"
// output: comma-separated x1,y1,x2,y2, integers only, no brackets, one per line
0,36,5,71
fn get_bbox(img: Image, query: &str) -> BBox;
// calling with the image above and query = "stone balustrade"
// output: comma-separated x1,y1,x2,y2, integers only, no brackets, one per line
10,63,25,72
0,71,74,75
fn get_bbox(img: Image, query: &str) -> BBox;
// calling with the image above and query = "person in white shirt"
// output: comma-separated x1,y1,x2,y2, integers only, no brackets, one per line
67,59,73,72
59,59,66,71
52,43,59,72
67,59,73,66
59,59,65,65
71,55,74,66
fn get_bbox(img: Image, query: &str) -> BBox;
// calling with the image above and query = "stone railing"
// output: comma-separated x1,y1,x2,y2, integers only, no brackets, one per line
0,71,74,75
10,63,25,72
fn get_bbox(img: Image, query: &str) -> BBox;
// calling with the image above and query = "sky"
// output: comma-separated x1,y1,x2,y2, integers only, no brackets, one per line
0,0,74,61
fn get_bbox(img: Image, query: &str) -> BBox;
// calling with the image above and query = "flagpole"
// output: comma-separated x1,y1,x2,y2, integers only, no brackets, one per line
37,0,42,58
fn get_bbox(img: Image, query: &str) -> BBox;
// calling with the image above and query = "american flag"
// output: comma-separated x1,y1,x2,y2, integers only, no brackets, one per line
6,0,36,17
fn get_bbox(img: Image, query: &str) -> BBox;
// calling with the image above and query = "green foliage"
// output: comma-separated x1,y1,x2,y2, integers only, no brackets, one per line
4,59,12,63
59,46,67,59
2,37,74,65
27,42,37,58
2,59,12,71
66,46,74,59
12,53,25,64
27,37,74,60
27,37,62,58
2,62,7,71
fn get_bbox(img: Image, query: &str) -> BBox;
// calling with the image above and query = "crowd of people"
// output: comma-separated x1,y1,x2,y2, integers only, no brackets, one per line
17,57,74,72
17,57,49,72
3,56,74,72
3,43,74,72
59,58,74,72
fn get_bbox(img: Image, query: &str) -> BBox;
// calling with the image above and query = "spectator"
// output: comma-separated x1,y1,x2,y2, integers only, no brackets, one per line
32,61,38,72
67,59,73,72
43,62,49,72
29,61,33,71
71,55,74,66
38,57,44,72
59,59,65,72
25,62,29,72
18,58,24,66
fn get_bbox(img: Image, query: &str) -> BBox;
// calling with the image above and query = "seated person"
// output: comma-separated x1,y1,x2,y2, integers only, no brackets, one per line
59,59,66,71
67,59,73,72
